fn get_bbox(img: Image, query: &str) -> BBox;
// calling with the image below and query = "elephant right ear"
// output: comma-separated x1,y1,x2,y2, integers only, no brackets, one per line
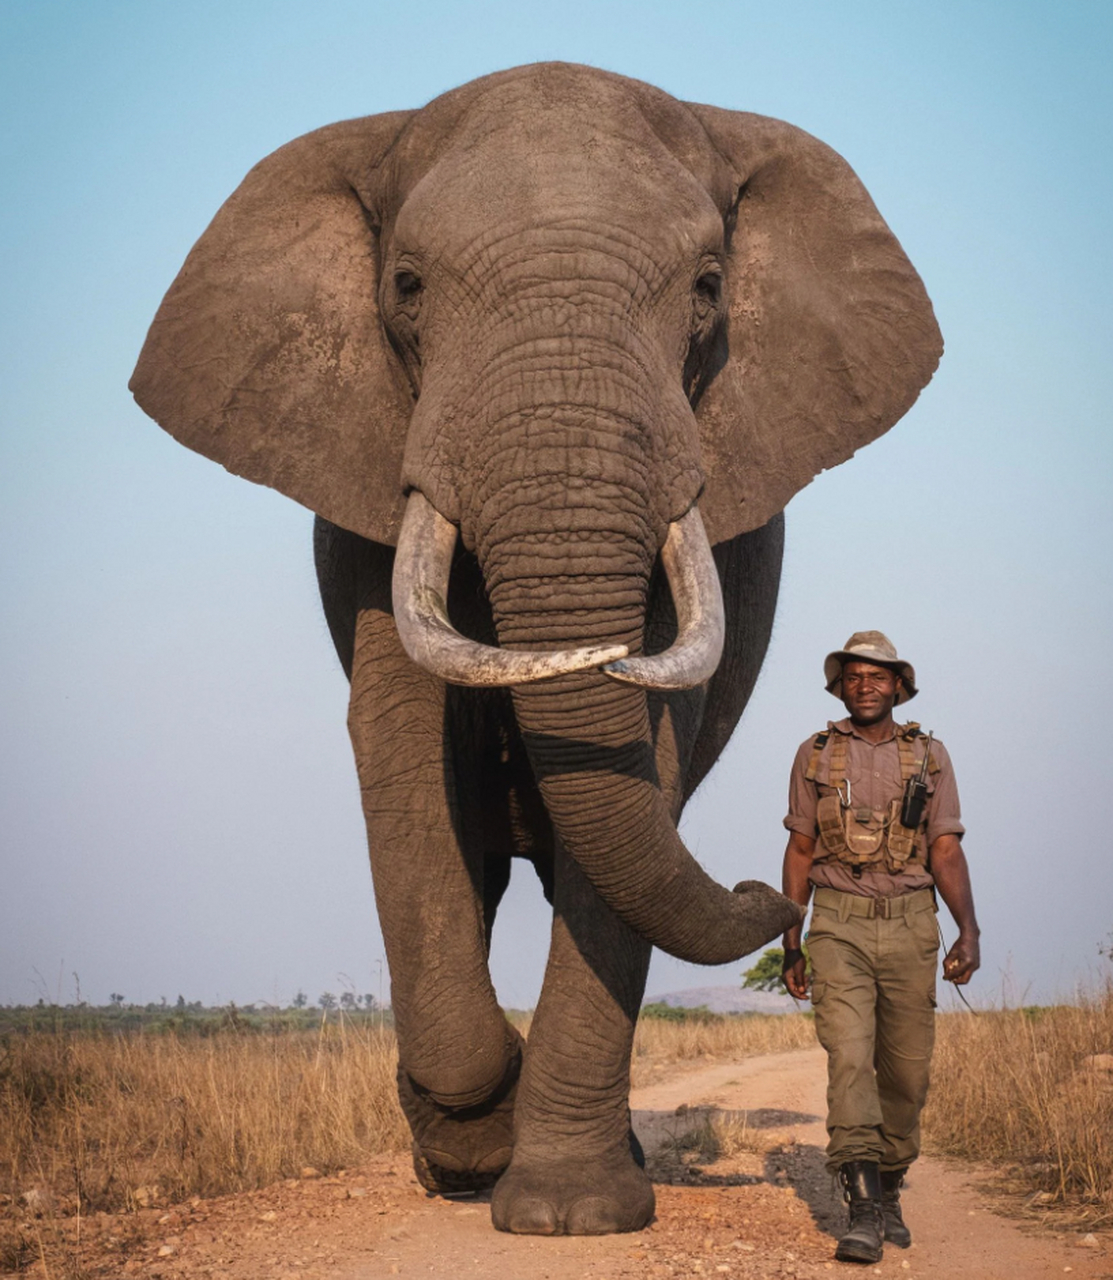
685,105,943,545
131,112,415,547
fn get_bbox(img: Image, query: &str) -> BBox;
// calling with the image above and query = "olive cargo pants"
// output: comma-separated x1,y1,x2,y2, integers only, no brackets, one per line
806,886,939,1173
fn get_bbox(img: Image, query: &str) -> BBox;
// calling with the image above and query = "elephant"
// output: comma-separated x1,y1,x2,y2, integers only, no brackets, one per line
131,63,941,1236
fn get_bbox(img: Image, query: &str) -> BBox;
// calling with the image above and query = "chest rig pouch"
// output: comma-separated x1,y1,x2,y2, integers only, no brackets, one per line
806,723,939,874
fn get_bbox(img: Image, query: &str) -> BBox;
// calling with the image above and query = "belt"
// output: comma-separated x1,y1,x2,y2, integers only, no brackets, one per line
813,885,935,921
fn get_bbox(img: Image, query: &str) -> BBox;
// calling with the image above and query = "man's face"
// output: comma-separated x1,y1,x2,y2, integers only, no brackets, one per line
841,661,900,725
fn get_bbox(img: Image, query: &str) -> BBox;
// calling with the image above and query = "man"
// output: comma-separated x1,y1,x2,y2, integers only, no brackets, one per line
781,631,979,1264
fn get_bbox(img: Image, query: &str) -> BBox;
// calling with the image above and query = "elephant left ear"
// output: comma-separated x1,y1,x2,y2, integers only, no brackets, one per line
685,104,943,544
131,111,416,547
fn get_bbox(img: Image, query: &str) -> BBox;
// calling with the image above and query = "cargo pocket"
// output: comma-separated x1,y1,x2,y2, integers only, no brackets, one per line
909,905,940,962
809,980,835,1052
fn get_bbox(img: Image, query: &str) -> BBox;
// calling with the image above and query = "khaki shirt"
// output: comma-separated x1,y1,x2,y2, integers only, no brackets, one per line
784,718,965,899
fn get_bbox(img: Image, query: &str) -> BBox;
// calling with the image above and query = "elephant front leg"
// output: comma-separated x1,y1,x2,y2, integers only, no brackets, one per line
348,604,518,1192
491,840,653,1235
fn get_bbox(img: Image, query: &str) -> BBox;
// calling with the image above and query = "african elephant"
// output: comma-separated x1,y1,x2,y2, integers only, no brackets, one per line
131,63,941,1235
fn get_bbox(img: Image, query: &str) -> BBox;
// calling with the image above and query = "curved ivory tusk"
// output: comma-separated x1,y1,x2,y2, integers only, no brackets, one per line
392,491,629,686
602,506,725,691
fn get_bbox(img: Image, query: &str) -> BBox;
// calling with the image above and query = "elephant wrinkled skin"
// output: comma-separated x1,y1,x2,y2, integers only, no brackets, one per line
131,63,941,1235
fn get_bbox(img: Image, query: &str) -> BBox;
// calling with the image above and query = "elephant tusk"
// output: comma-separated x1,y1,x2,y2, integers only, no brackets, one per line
392,491,629,686
602,506,725,691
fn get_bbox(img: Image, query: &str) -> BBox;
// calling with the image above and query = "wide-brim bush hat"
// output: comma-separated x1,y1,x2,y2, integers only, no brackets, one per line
824,630,918,704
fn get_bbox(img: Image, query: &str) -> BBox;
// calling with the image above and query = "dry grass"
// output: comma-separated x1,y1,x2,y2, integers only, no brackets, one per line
1,1021,408,1216
923,984,1113,1223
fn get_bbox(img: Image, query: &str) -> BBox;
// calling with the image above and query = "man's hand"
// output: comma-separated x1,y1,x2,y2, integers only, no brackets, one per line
942,931,980,985
782,949,811,1000
780,831,816,1000
931,834,981,986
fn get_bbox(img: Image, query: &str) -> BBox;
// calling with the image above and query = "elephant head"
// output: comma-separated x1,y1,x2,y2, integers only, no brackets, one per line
131,64,941,965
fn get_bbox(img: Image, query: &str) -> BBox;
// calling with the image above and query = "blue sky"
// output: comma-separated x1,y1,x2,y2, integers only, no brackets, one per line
2,1,1110,1009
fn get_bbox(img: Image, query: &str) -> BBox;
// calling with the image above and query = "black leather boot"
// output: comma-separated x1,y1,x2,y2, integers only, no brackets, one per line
835,1161,884,1264
880,1168,911,1247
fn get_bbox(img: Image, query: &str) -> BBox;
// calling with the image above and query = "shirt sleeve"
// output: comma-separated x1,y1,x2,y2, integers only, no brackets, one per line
783,738,819,837
926,739,965,845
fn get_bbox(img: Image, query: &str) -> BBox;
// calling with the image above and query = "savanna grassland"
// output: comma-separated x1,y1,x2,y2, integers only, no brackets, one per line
1,1015,408,1215
2,987,1110,1271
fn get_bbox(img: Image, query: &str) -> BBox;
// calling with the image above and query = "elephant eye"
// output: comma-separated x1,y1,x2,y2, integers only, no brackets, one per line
693,271,723,314
394,270,424,313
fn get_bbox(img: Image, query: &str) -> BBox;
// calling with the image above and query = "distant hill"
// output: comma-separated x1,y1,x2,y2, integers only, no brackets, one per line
643,984,800,1015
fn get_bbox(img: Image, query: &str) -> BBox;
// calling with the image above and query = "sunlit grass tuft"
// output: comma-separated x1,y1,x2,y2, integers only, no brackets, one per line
923,983,1113,1223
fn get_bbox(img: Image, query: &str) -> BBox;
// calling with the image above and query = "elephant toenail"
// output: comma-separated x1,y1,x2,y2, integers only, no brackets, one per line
499,1197,559,1235
565,1196,618,1235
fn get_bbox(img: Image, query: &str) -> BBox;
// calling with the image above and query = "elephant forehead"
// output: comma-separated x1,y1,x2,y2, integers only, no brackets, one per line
392,119,723,272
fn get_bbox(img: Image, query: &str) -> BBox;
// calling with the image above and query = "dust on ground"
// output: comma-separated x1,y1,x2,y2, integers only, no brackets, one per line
7,1048,1110,1279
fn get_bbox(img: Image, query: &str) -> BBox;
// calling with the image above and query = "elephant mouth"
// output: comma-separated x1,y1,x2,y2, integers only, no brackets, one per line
391,490,725,690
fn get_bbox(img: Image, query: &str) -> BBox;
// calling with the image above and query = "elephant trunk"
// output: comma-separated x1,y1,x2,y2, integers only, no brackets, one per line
479,518,799,966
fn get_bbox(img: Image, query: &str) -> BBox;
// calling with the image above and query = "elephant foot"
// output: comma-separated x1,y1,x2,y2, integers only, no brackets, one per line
491,1146,654,1235
398,1028,522,1195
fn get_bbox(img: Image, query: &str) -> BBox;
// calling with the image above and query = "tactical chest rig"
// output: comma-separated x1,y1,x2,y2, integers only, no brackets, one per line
806,723,940,875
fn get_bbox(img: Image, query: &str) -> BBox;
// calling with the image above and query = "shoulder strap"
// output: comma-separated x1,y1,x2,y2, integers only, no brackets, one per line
804,729,830,782
828,730,848,788
897,728,918,782
899,722,940,775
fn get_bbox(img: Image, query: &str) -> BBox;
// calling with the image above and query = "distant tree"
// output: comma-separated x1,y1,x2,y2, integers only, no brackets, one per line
176,995,187,1011
339,992,357,1011
109,993,125,1007
292,990,308,1009
741,946,810,992
741,948,784,991
361,994,378,1013
318,992,337,1011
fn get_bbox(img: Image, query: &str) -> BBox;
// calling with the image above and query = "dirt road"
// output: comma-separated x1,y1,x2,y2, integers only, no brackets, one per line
55,1049,1110,1279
